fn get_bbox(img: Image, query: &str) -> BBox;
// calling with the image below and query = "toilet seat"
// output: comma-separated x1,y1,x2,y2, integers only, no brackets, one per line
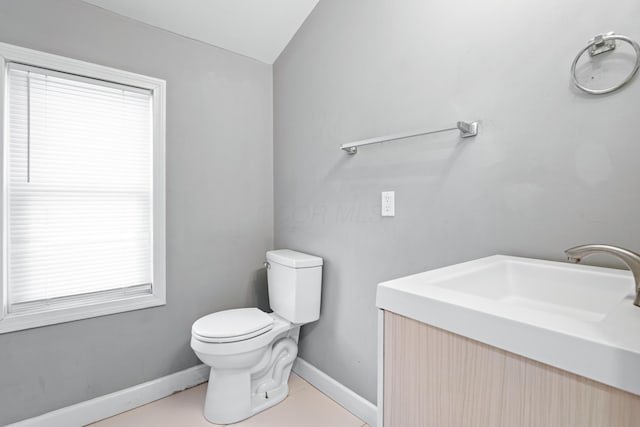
192,308,274,343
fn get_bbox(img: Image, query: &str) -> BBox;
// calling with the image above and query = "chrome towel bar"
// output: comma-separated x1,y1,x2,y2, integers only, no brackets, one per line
339,121,479,155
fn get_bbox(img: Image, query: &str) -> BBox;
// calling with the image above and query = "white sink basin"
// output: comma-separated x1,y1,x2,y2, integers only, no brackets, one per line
430,258,630,322
376,255,640,396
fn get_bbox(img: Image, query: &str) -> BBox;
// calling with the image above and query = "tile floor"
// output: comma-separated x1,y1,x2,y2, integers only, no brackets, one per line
89,374,368,427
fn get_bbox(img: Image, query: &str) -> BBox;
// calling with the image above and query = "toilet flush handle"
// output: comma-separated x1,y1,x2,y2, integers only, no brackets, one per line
263,261,271,269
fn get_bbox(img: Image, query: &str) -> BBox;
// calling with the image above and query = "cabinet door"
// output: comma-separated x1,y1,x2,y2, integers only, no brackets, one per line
383,311,640,427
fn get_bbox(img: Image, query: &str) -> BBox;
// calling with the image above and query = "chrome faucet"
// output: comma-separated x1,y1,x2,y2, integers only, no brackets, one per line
565,244,640,307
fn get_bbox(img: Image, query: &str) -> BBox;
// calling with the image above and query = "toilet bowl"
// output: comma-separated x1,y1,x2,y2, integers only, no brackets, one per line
191,249,323,424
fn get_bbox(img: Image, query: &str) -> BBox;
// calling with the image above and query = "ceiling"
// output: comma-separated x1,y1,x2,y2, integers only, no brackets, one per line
81,0,319,64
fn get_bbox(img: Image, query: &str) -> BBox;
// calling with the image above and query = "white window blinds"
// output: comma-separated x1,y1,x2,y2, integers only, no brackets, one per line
6,63,154,312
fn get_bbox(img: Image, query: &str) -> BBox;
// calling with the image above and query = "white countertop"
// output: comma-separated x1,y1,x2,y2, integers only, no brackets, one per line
376,255,640,396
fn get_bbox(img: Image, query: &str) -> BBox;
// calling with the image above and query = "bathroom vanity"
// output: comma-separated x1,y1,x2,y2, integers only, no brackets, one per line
376,256,640,427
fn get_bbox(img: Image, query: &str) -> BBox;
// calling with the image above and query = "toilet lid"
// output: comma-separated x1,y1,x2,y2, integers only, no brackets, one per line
192,308,274,343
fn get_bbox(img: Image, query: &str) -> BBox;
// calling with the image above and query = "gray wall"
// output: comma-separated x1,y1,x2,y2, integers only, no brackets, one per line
0,0,273,424
274,0,640,404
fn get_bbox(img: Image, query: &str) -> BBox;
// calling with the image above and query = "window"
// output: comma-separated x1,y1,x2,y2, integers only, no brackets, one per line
0,43,166,333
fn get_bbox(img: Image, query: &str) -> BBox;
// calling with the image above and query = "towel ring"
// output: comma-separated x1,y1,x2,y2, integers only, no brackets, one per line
571,33,640,95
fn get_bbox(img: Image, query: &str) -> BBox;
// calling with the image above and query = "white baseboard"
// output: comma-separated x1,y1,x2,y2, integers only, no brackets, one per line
8,364,210,427
293,357,377,427
10,360,377,427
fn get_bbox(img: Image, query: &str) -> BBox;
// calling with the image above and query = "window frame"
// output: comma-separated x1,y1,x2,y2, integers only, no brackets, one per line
0,42,166,333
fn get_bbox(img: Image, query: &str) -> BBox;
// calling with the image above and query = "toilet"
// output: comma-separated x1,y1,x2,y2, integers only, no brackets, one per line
190,249,323,424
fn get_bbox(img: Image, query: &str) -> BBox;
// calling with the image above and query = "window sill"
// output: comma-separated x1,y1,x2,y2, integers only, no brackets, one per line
0,292,166,334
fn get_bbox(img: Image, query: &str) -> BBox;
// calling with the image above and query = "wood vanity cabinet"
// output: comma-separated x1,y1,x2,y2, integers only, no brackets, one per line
382,311,640,427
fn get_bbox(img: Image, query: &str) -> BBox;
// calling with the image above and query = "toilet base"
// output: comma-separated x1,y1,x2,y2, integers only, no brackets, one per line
204,369,252,424
201,327,300,424
203,369,292,425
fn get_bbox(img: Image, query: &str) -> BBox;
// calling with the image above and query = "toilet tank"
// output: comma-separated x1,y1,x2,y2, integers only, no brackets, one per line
266,249,323,324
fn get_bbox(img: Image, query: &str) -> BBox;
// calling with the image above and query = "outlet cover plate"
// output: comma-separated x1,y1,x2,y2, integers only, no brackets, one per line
382,191,395,217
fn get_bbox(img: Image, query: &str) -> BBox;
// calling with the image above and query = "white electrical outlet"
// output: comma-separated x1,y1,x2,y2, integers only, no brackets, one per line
381,191,395,217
